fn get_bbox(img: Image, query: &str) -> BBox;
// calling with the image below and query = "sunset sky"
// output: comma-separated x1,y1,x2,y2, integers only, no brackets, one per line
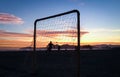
0,0,120,48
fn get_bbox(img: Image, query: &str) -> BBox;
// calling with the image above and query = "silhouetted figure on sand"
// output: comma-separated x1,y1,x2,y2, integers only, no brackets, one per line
58,45,61,51
75,46,77,51
47,41,54,51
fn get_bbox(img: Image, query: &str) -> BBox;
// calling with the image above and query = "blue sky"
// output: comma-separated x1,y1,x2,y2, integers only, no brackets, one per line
0,0,120,31
0,0,120,47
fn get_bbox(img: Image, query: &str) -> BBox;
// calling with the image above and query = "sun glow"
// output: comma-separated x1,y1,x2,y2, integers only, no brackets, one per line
81,29,120,45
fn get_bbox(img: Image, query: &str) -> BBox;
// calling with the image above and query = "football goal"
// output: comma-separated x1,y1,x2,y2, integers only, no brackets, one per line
33,9,80,77
34,10,80,51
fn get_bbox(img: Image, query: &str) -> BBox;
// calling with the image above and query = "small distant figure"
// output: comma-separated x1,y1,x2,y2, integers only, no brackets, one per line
58,45,61,51
47,41,54,51
65,47,67,51
89,45,93,50
75,46,77,51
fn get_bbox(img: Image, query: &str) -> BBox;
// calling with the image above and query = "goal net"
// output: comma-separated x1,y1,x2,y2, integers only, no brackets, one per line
34,10,80,51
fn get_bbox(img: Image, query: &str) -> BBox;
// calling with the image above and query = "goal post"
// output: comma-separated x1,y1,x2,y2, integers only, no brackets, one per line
33,9,80,77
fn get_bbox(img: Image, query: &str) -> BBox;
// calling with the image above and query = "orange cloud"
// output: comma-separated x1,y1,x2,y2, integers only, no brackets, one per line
0,39,31,48
0,13,24,24
0,29,89,48
0,30,32,37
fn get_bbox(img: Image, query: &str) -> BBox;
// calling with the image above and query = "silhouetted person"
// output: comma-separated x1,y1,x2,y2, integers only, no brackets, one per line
47,41,54,51
89,45,93,50
58,45,61,51
75,46,77,51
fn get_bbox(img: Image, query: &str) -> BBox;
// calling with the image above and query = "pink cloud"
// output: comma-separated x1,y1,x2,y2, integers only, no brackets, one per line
0,30,32,37
0,13,24,24
36,30,88,37
0,29,88,38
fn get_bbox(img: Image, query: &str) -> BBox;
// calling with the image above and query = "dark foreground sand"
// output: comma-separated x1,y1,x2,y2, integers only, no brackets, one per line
0,49,120,77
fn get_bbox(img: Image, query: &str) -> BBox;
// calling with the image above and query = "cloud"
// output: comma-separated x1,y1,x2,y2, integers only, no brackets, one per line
0,29,88,39
0,39,31,48
36,29,88,37
0,30,32,37
0,29,89,48
0,13,24,24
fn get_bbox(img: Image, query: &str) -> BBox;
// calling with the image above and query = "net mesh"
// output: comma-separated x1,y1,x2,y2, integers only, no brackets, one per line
36,13,77,50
